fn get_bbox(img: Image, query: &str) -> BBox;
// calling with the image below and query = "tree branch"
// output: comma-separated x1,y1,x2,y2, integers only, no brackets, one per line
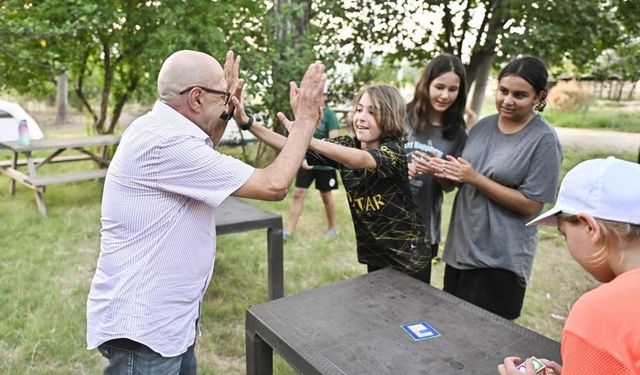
74,50,98,125
457,0,474,56
442,2,455,51
107,72,139,134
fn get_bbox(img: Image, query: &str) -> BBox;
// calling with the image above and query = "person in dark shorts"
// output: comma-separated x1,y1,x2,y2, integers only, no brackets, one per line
284,106,341,240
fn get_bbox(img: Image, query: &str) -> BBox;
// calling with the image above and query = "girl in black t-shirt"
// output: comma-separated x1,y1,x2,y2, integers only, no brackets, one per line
251,84,430,282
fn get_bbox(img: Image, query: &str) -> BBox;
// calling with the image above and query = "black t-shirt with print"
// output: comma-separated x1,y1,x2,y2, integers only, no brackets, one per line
306,135,430,273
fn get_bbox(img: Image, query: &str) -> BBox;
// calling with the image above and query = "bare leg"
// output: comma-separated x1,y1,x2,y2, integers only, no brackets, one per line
319,190,336,231
286,187,309,234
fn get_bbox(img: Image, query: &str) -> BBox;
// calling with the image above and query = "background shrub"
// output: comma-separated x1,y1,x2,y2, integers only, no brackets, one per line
548,80,593,112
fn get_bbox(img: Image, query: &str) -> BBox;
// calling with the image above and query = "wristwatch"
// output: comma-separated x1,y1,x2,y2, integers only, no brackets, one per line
238,116,254,131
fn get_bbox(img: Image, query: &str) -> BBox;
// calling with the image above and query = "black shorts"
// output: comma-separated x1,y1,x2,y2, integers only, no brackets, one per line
295,168,339,192
443,264,526,320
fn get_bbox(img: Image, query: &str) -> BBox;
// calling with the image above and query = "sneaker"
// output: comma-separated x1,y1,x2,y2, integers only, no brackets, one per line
323,228,338,239
283,231,292,241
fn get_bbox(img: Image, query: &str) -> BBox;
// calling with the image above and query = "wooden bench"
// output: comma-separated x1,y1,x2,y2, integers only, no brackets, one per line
18,169,109,216
25,169,108,187
0,155,92,169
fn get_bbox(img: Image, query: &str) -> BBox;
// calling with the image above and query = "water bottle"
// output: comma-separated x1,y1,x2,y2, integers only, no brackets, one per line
18,119,30,145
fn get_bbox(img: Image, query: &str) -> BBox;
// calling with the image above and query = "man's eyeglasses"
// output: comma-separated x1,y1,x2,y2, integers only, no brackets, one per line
179,86,230,105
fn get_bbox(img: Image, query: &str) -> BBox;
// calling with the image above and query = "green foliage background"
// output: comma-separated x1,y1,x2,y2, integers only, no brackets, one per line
2,0,639,135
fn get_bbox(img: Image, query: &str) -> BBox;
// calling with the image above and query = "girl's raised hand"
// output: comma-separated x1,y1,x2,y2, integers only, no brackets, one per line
230,80,249,125
276,112,295,133
288,81,300,115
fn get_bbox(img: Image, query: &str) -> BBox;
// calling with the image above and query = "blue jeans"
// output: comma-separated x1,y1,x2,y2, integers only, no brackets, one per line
98,339,197,375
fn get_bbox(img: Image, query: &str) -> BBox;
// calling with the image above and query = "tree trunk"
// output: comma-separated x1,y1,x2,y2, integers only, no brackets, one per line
270,0,311,132
616,80,624,101
469,55,493,119
628,80,638,100
598,81,604,99
75,49,98,128
106,73,139,134
607,80,614,100
54,72,68,125
96,42,113,135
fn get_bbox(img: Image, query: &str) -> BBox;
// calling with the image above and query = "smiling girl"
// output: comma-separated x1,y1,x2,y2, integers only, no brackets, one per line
404,54,470,278
250,84,430,280
438,56,563,319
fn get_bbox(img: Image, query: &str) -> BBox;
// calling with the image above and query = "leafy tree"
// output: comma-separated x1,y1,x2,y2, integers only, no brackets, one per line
0,0,239,134
611,0,640,100
319,0,625,114
1,0,633,137
0,0,341,139
601,42,640,101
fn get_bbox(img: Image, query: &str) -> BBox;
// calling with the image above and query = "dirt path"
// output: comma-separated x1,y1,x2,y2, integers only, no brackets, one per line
554,127,640,153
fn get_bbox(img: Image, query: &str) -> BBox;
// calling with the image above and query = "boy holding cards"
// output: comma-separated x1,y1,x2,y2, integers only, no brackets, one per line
498,157,640,374
515,356,546,374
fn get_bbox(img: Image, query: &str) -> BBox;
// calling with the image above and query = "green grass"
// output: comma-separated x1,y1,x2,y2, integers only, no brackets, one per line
543,109,640,133
0,134,636,374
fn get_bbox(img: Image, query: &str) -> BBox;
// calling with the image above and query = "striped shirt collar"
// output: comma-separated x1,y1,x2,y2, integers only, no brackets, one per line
152,100,213,144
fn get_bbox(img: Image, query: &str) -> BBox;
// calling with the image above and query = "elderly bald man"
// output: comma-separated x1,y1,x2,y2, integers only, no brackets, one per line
86,49,326,374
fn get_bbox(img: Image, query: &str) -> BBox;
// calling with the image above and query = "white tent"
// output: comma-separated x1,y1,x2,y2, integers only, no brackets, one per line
0,99,45,142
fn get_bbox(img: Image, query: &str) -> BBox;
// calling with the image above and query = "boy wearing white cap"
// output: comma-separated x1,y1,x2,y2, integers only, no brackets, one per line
498,156,640,375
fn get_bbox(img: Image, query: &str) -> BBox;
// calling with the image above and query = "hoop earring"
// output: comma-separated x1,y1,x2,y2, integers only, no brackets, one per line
535,91,548,112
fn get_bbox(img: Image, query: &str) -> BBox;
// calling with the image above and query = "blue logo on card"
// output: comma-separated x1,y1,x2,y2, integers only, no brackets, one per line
401,321,441,341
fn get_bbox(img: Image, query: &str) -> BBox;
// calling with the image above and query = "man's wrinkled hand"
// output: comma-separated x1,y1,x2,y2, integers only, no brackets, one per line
291,62,326,126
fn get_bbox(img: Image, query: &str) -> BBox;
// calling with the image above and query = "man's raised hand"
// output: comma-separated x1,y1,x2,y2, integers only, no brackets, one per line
291,62,326,126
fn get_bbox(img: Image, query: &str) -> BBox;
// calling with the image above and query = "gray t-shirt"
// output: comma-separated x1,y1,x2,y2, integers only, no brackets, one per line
404,118,466,245
443,114,562,285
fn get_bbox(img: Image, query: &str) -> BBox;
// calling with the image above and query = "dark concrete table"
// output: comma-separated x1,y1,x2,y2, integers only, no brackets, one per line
246,267,561,374
216,197,284,300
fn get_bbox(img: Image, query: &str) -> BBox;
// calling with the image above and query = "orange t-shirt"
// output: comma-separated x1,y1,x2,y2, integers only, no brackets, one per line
561,268,640,374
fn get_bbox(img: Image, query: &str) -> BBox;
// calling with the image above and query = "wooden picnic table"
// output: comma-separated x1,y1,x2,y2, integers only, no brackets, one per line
0,134,120,217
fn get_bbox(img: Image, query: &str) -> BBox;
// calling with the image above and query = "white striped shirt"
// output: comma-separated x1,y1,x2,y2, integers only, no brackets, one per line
86,101,254,356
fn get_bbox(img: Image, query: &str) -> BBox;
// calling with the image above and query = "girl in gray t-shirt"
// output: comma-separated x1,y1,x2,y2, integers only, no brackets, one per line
437,56,562,320
404,54,469,283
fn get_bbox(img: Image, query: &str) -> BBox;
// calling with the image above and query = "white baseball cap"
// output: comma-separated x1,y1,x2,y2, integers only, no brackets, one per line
527,157,640,226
